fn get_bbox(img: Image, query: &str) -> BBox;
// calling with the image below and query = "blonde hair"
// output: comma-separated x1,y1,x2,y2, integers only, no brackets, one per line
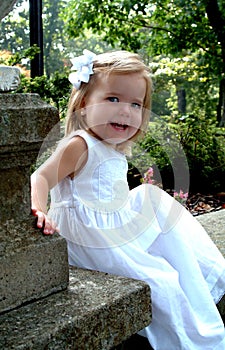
65,50,152,153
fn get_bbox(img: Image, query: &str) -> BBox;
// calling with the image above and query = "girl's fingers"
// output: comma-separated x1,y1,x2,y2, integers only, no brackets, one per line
43,216,60,234
31,209,44,228
32,209,59,234
43,219,55,235
35,211,46,230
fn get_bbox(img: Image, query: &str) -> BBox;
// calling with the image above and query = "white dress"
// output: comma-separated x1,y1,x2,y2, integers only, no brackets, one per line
49,130,225,350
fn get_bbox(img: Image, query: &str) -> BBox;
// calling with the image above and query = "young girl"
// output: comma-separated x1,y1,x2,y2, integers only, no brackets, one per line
31,50,225,350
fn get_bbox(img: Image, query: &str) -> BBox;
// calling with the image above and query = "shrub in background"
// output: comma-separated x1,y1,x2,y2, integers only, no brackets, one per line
130,114,225,194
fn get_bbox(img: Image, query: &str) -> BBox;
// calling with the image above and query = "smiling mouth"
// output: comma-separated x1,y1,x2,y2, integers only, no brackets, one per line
110,122,129,130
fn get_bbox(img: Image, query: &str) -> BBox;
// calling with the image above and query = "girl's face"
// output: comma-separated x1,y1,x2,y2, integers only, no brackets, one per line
83,73,146,145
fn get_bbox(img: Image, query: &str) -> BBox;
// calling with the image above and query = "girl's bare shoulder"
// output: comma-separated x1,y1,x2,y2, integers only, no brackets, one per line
62,135,88,178
66,134,88,153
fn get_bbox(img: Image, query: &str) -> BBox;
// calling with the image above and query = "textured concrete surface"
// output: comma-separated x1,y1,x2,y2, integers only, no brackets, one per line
0,66,20,91
0,93,59,221
0,217,69,313
0,93,68,313
197,209,225,257
197,210,225,317
0,0,18,20
0,267,151,350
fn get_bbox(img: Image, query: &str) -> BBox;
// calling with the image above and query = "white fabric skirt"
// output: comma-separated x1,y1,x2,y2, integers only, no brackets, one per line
50,184,225,349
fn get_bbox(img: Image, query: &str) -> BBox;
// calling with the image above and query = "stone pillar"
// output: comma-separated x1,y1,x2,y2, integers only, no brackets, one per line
0,93,56,221
0,0,18,20
0,90,69,314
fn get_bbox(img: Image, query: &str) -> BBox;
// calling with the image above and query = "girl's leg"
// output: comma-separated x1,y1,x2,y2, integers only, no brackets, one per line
145,184,225,304
67,240,225,350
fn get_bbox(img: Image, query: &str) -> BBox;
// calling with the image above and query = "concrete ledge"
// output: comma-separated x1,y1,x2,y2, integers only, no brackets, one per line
0,267,151,350
197,210,225,317
0,217,69,313
197,209,225,257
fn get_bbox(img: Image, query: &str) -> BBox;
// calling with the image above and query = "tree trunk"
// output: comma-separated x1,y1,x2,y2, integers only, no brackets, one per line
218,77,225,126
176,88,186,114
205,0,225,126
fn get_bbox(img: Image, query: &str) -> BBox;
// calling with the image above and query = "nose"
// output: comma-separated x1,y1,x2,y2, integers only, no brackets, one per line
118,102,130,117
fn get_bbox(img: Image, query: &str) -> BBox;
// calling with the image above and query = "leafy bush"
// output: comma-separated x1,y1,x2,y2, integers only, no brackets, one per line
174,114,225,193
16,71,71,119
130,118,189,192
130,114,225,194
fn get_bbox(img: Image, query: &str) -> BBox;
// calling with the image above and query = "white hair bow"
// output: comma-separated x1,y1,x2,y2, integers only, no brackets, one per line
69,49,96,90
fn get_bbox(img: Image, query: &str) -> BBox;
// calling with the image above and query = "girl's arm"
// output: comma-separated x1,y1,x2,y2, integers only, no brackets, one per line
31,136,88,234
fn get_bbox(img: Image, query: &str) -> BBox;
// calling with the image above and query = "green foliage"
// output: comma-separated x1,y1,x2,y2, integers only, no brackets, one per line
0,0,73,77
63,0,223,64
0,0,29,52
131,116,225,193
150,54,218,119
0,0,116,77
63,0,150,50
0,45,41,66
130,119,190,192
16,71,71,119
42,0,69,76
173,114,225,192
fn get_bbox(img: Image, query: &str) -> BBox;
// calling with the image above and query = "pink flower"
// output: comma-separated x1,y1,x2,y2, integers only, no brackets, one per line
142,165,188,208
143,167,154,184
147,167,154,177
174,190,188,203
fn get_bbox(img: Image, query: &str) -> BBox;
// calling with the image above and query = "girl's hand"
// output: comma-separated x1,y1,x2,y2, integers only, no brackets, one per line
31,209,60,235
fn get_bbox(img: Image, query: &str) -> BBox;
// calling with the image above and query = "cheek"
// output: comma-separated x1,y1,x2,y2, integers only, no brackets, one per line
85,105,106,127
130,111,143,128
86,103,113,121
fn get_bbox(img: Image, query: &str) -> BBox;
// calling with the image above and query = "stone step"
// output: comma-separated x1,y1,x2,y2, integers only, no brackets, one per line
0,267,151,350
0,217,69,314
197,210,225,317
197,209,225,258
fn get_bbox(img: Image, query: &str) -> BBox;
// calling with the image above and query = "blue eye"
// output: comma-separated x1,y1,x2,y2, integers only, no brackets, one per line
131,102,141,109
108,97,119,103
